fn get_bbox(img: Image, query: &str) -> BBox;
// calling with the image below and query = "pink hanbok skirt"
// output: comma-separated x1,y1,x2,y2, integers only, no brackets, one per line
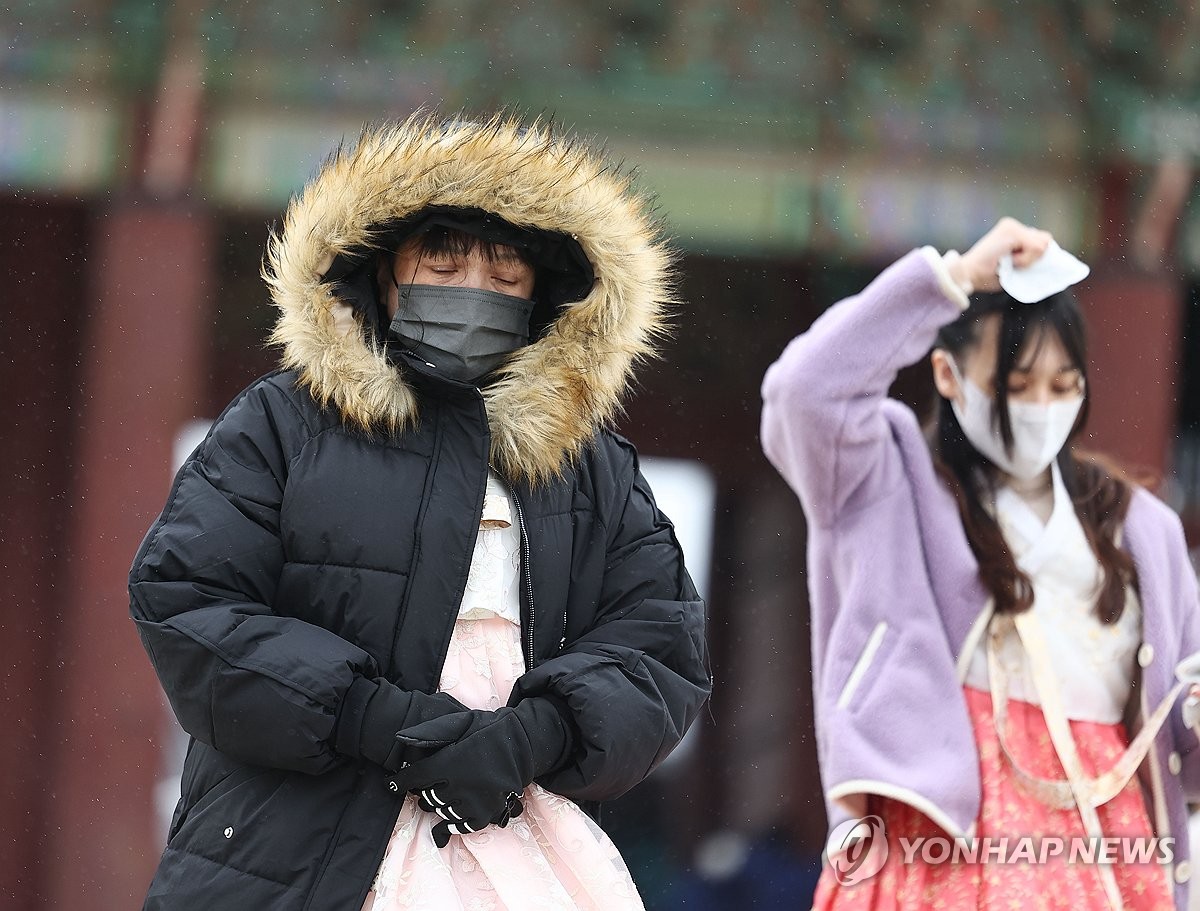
362,616,645,911
812,686,1173,910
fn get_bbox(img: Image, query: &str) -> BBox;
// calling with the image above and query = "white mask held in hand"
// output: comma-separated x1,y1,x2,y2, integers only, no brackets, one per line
945,355,1084,480
998,240,1090,304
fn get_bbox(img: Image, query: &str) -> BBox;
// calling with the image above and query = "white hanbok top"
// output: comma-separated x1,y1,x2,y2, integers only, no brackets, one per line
964,462,1142,724
457,471,522,626
364,470,644,911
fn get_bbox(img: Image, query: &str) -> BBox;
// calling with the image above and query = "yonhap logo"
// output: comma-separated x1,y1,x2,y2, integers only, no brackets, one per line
823,817,1173,885
826,815,889,885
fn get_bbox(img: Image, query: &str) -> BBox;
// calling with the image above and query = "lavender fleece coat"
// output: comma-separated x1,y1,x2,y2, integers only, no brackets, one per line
761,248,1200,906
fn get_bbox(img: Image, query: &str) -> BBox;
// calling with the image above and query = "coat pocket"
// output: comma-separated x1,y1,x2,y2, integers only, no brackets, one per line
836,621,889,710
170,762,280,850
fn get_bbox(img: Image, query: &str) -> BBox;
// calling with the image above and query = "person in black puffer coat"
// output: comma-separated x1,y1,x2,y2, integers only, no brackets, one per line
129,113,711,911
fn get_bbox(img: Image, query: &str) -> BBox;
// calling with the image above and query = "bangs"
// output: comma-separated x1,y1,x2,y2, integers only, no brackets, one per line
997,293,1085,379
402,227,534,266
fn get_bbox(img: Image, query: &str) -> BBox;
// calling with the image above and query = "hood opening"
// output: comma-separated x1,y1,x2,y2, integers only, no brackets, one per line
320,205,596,343
265,113,674,483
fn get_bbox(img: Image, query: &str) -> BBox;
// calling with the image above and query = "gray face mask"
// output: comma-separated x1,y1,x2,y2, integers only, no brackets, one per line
388,284,537,384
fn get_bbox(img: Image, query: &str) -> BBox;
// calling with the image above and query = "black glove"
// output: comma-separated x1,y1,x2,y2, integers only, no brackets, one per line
418,787,525,845
394,697,576,848
334,676,468,771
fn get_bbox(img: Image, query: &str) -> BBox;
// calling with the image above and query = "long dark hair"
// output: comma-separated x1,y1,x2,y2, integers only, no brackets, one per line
930,289,1137,622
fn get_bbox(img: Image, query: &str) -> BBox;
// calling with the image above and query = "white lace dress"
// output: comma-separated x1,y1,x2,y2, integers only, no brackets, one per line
361,472,645,911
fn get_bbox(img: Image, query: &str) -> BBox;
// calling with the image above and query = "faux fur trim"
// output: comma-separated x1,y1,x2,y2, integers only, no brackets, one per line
264,111,675,484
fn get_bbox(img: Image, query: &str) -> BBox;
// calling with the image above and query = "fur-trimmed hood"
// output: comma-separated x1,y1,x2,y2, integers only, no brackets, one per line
264,112,675,484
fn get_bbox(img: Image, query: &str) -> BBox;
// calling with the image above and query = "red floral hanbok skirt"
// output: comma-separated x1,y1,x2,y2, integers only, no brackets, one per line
812,686,1173,910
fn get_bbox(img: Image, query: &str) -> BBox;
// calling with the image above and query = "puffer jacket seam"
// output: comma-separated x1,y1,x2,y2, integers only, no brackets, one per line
160,844,300,890
284,425,353,474
165,616,338,710
133,374,290,583
284,558,409,576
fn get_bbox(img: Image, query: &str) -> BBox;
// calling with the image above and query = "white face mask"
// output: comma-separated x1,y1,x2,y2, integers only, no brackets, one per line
944,354,1084,480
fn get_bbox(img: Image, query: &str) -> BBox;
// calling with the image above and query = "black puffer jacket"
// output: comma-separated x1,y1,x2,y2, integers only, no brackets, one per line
129,115,711,910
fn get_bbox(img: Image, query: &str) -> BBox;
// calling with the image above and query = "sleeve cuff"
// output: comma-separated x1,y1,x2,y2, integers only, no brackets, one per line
919,246,972,311
333,675,379,759
515,694,579,777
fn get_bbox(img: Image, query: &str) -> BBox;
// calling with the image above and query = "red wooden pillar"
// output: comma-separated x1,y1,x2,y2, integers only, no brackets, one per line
1085,157,1186,480
44,199,212,907
1078,266,1182,480
43,5,212,901
0,197,89,910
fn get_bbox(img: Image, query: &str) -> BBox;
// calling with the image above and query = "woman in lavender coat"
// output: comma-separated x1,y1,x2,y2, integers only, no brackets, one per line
761,218,1200,910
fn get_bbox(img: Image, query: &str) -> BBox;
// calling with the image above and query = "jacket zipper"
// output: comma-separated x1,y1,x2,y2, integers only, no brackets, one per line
509,488,537,670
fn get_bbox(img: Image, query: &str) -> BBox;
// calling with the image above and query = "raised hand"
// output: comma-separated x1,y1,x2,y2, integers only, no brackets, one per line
949,217,1055,294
